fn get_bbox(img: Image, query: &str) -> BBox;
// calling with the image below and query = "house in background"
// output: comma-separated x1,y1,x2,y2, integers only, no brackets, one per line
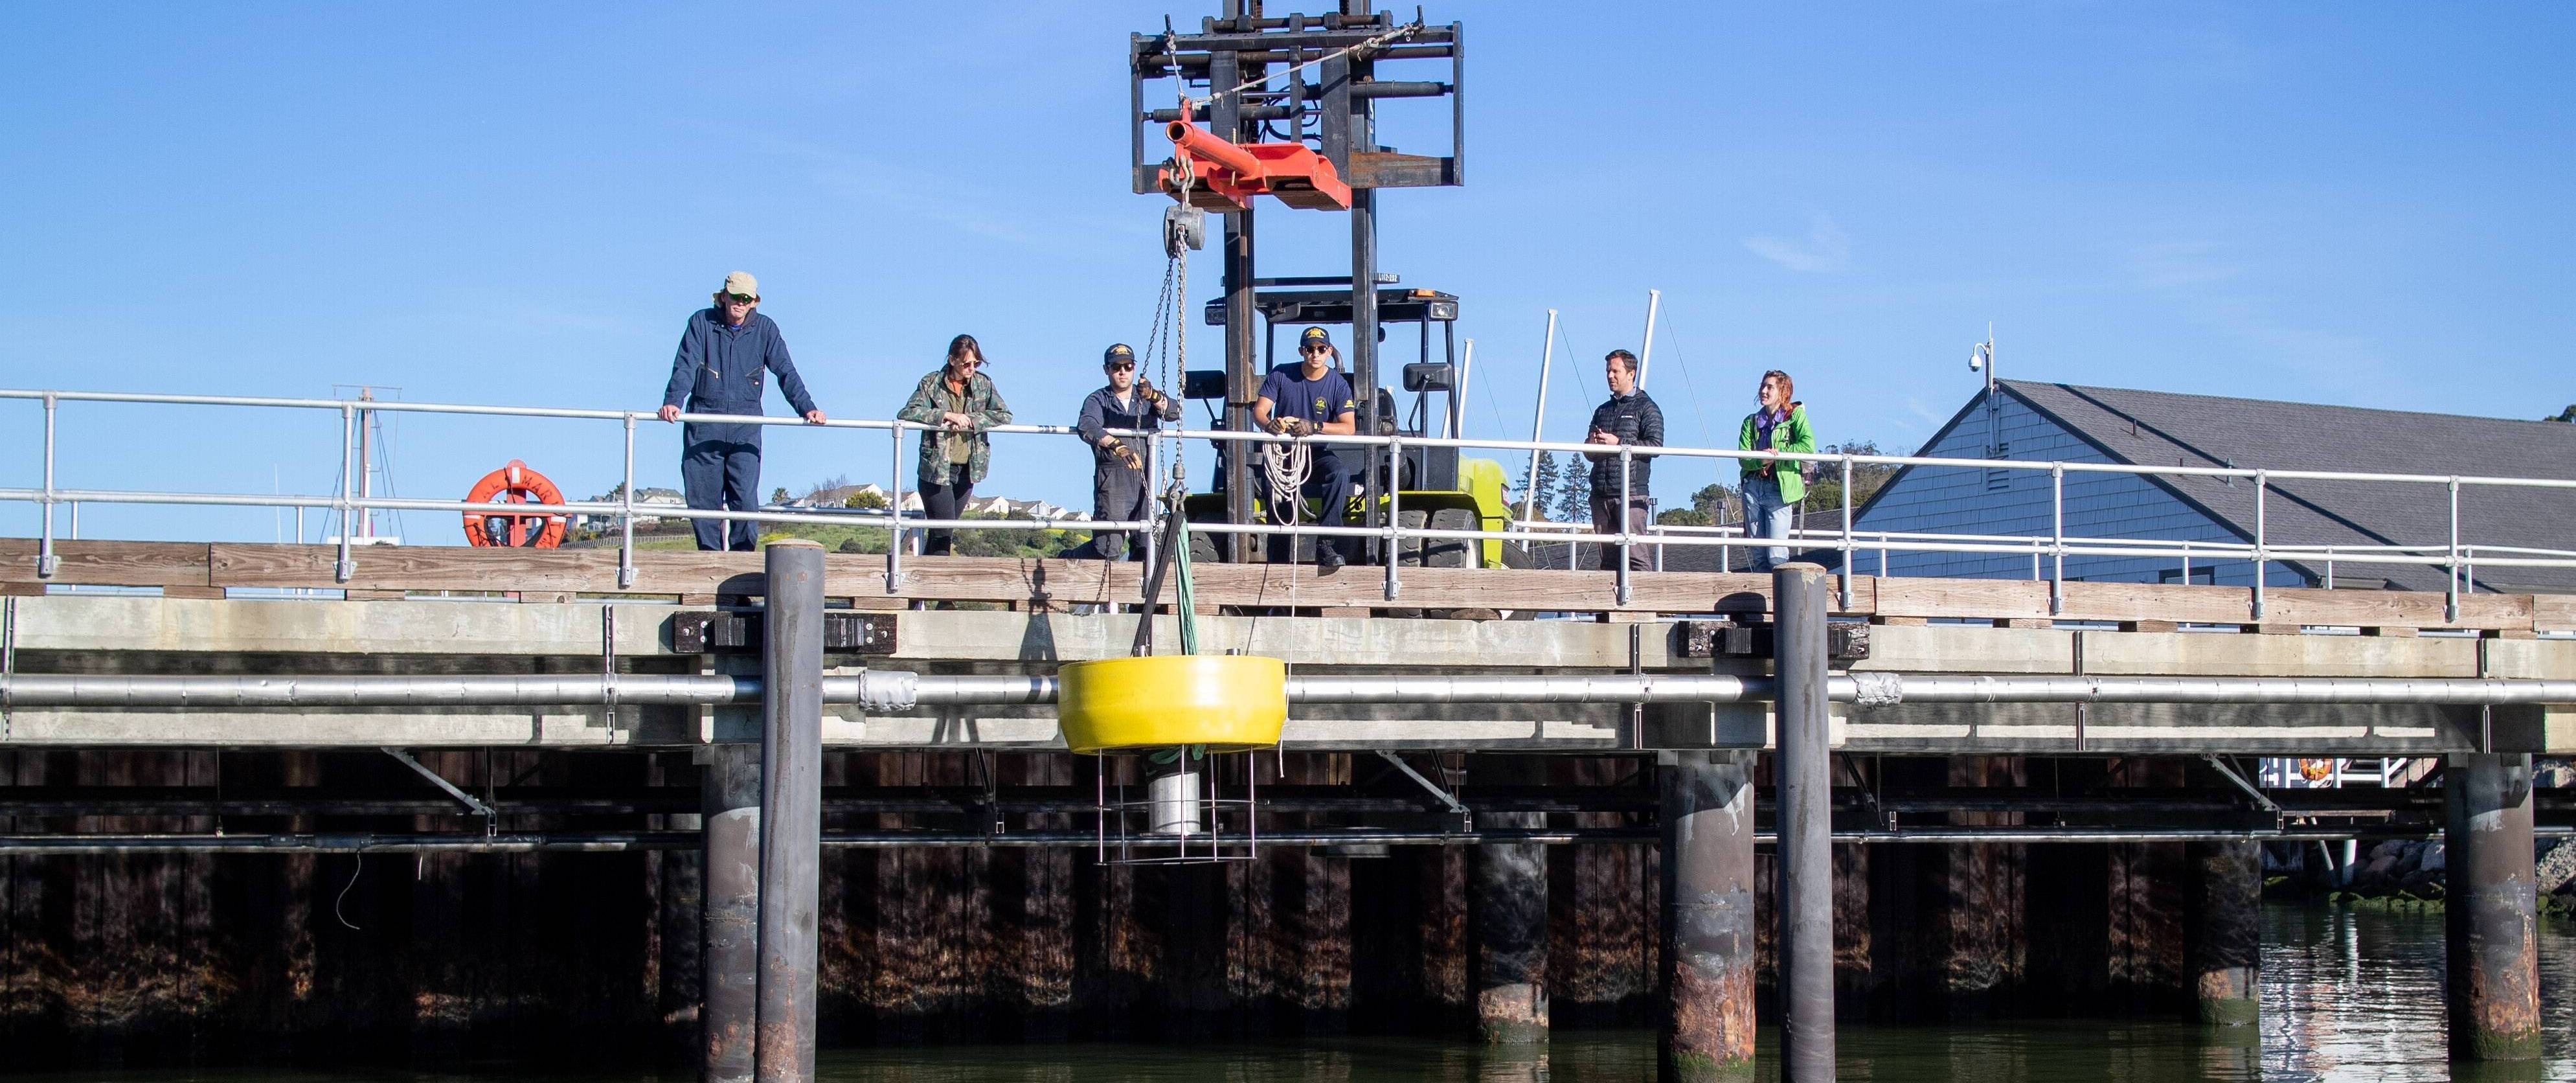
1838,380,2576,595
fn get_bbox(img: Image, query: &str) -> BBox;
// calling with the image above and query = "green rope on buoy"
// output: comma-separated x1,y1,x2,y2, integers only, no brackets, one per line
1173,507,1201,657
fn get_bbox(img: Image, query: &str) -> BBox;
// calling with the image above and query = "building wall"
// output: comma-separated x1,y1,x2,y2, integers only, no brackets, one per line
1855,393,2303,587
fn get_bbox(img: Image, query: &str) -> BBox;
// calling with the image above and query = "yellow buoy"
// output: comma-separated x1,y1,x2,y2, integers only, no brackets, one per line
1056,655,1287,753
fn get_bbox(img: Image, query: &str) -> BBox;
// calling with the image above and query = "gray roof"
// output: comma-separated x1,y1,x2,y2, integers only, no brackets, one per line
1994,380,2576,594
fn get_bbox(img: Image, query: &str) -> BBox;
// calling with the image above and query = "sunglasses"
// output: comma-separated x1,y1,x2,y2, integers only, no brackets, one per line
725,293,757,304
1301,345,1331,354
1107,361,1136,371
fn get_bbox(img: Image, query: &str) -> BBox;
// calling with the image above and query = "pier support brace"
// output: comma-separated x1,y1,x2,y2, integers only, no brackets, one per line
756,540,824,1082
2445,752,2540,1062
2184,839,2261,1026
1774,564,1836,1082
1469,755,1549,1044
1660,749,1757,1082
702,742,761,1083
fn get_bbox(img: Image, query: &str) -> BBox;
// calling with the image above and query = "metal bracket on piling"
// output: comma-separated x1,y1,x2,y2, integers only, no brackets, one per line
1,596,14,740
602,606,620,729
383,747,499,836
1375,749,1471,831
2200,754,2279,819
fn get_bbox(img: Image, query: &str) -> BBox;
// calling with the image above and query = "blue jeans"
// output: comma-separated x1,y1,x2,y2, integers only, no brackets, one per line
1742,475,1795,572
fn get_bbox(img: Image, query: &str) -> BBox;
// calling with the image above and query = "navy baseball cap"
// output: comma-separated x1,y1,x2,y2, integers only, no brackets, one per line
1103,343,1136,366
1300,326,1333,350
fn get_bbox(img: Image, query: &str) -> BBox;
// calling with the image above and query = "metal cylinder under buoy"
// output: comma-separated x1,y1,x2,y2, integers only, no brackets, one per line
1145,752,1204,836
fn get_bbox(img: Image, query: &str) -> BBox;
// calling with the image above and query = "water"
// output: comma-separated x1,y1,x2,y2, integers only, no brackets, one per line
21,906,2574,1082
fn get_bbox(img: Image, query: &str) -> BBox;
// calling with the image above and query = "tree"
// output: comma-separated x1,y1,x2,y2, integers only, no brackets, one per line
1656,507,1712,527
1689,482,1740,525
1802,440,1899,513
844,489,888,510
769,486,790,505
1516,451,1562,519
2549,405,2576,423
1554,459,1592,525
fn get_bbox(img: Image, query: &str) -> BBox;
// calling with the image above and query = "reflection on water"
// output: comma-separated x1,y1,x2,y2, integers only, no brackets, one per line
16,906,2571,1082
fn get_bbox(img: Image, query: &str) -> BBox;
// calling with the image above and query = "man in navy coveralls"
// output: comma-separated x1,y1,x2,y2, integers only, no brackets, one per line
657,271,826,551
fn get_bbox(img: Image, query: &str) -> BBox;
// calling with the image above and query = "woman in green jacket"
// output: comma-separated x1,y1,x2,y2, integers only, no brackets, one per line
897,334,1013,555
1737,369,1814,572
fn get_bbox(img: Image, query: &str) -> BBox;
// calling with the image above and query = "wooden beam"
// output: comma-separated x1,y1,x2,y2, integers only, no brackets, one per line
0,540,214,588
1,539,2563,631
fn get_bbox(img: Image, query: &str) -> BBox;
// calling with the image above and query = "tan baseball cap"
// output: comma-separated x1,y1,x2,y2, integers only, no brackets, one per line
721,271,759,299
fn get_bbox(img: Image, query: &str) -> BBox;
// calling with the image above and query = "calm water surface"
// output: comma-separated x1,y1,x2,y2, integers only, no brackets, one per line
31,905,2575,1082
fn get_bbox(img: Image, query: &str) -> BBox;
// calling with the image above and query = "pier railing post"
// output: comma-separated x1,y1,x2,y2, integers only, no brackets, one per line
756,540,824,1082
2445,751,2540,1062
1660,749,1757,1082
1773,562,1835,1082
702,742,762,1083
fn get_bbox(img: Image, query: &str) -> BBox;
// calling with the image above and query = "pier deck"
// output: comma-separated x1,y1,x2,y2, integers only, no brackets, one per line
5,541,2570,755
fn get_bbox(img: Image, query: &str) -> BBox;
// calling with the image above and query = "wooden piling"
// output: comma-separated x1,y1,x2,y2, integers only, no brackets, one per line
1470,755,1550,1044
2183,840,2260,1026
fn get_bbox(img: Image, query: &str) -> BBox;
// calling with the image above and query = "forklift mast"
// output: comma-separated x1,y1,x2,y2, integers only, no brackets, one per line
1131,2,1464,558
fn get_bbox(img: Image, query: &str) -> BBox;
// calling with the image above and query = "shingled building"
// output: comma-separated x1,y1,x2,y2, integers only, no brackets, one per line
1839,380,2576,595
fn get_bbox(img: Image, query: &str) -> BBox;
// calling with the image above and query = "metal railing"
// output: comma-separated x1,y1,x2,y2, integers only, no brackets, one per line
6,387,2575,619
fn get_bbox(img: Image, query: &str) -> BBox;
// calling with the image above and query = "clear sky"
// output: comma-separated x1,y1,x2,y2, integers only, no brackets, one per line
3,2,2569,543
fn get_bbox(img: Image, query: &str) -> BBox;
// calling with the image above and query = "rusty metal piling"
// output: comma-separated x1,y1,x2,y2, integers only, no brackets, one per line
701,740,761,1083
1660,749,1757,1082
2445,752,2540,1062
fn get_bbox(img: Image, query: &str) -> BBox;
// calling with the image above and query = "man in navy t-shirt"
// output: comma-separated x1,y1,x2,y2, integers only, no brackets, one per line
1252,326,1359,570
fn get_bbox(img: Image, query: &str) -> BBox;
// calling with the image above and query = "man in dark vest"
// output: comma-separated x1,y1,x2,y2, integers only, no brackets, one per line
1583,348,1664,571
657,271,826,551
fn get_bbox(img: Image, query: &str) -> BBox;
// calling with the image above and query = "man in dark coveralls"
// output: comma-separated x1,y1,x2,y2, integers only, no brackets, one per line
658,271,826,551
1074,343,1181,560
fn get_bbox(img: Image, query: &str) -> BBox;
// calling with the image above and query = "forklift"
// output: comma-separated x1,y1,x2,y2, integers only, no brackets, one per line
1177,279,1517,570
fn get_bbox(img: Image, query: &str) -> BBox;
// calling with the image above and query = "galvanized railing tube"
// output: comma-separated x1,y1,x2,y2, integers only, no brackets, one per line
2253,470,2268,621
334,403,356,584
36,394,58,578
2448,477,2462,624
1616,445,1633,605
885,422,905,593
1384,433,1402,600
2050,462,2066,616
1838,455,1855,610
1140,429,1158,574
619,414,638,589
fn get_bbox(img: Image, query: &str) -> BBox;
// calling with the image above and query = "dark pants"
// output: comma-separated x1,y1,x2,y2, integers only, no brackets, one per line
918,465,973,556
1267,451,1354,565
1090,463,1153,560
683,440,762,552
1590,494,1653,572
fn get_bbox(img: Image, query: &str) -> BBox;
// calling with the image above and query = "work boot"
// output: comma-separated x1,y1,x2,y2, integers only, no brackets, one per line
1316,544,1345,572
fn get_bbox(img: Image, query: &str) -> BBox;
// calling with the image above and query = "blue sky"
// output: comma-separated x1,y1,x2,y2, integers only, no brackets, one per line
3,2,2568,543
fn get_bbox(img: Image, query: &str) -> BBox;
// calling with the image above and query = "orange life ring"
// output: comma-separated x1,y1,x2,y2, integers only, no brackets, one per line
462,459,567,548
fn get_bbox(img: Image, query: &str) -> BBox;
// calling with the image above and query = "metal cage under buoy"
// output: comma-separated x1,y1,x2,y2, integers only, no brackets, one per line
1057,655,1285,866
